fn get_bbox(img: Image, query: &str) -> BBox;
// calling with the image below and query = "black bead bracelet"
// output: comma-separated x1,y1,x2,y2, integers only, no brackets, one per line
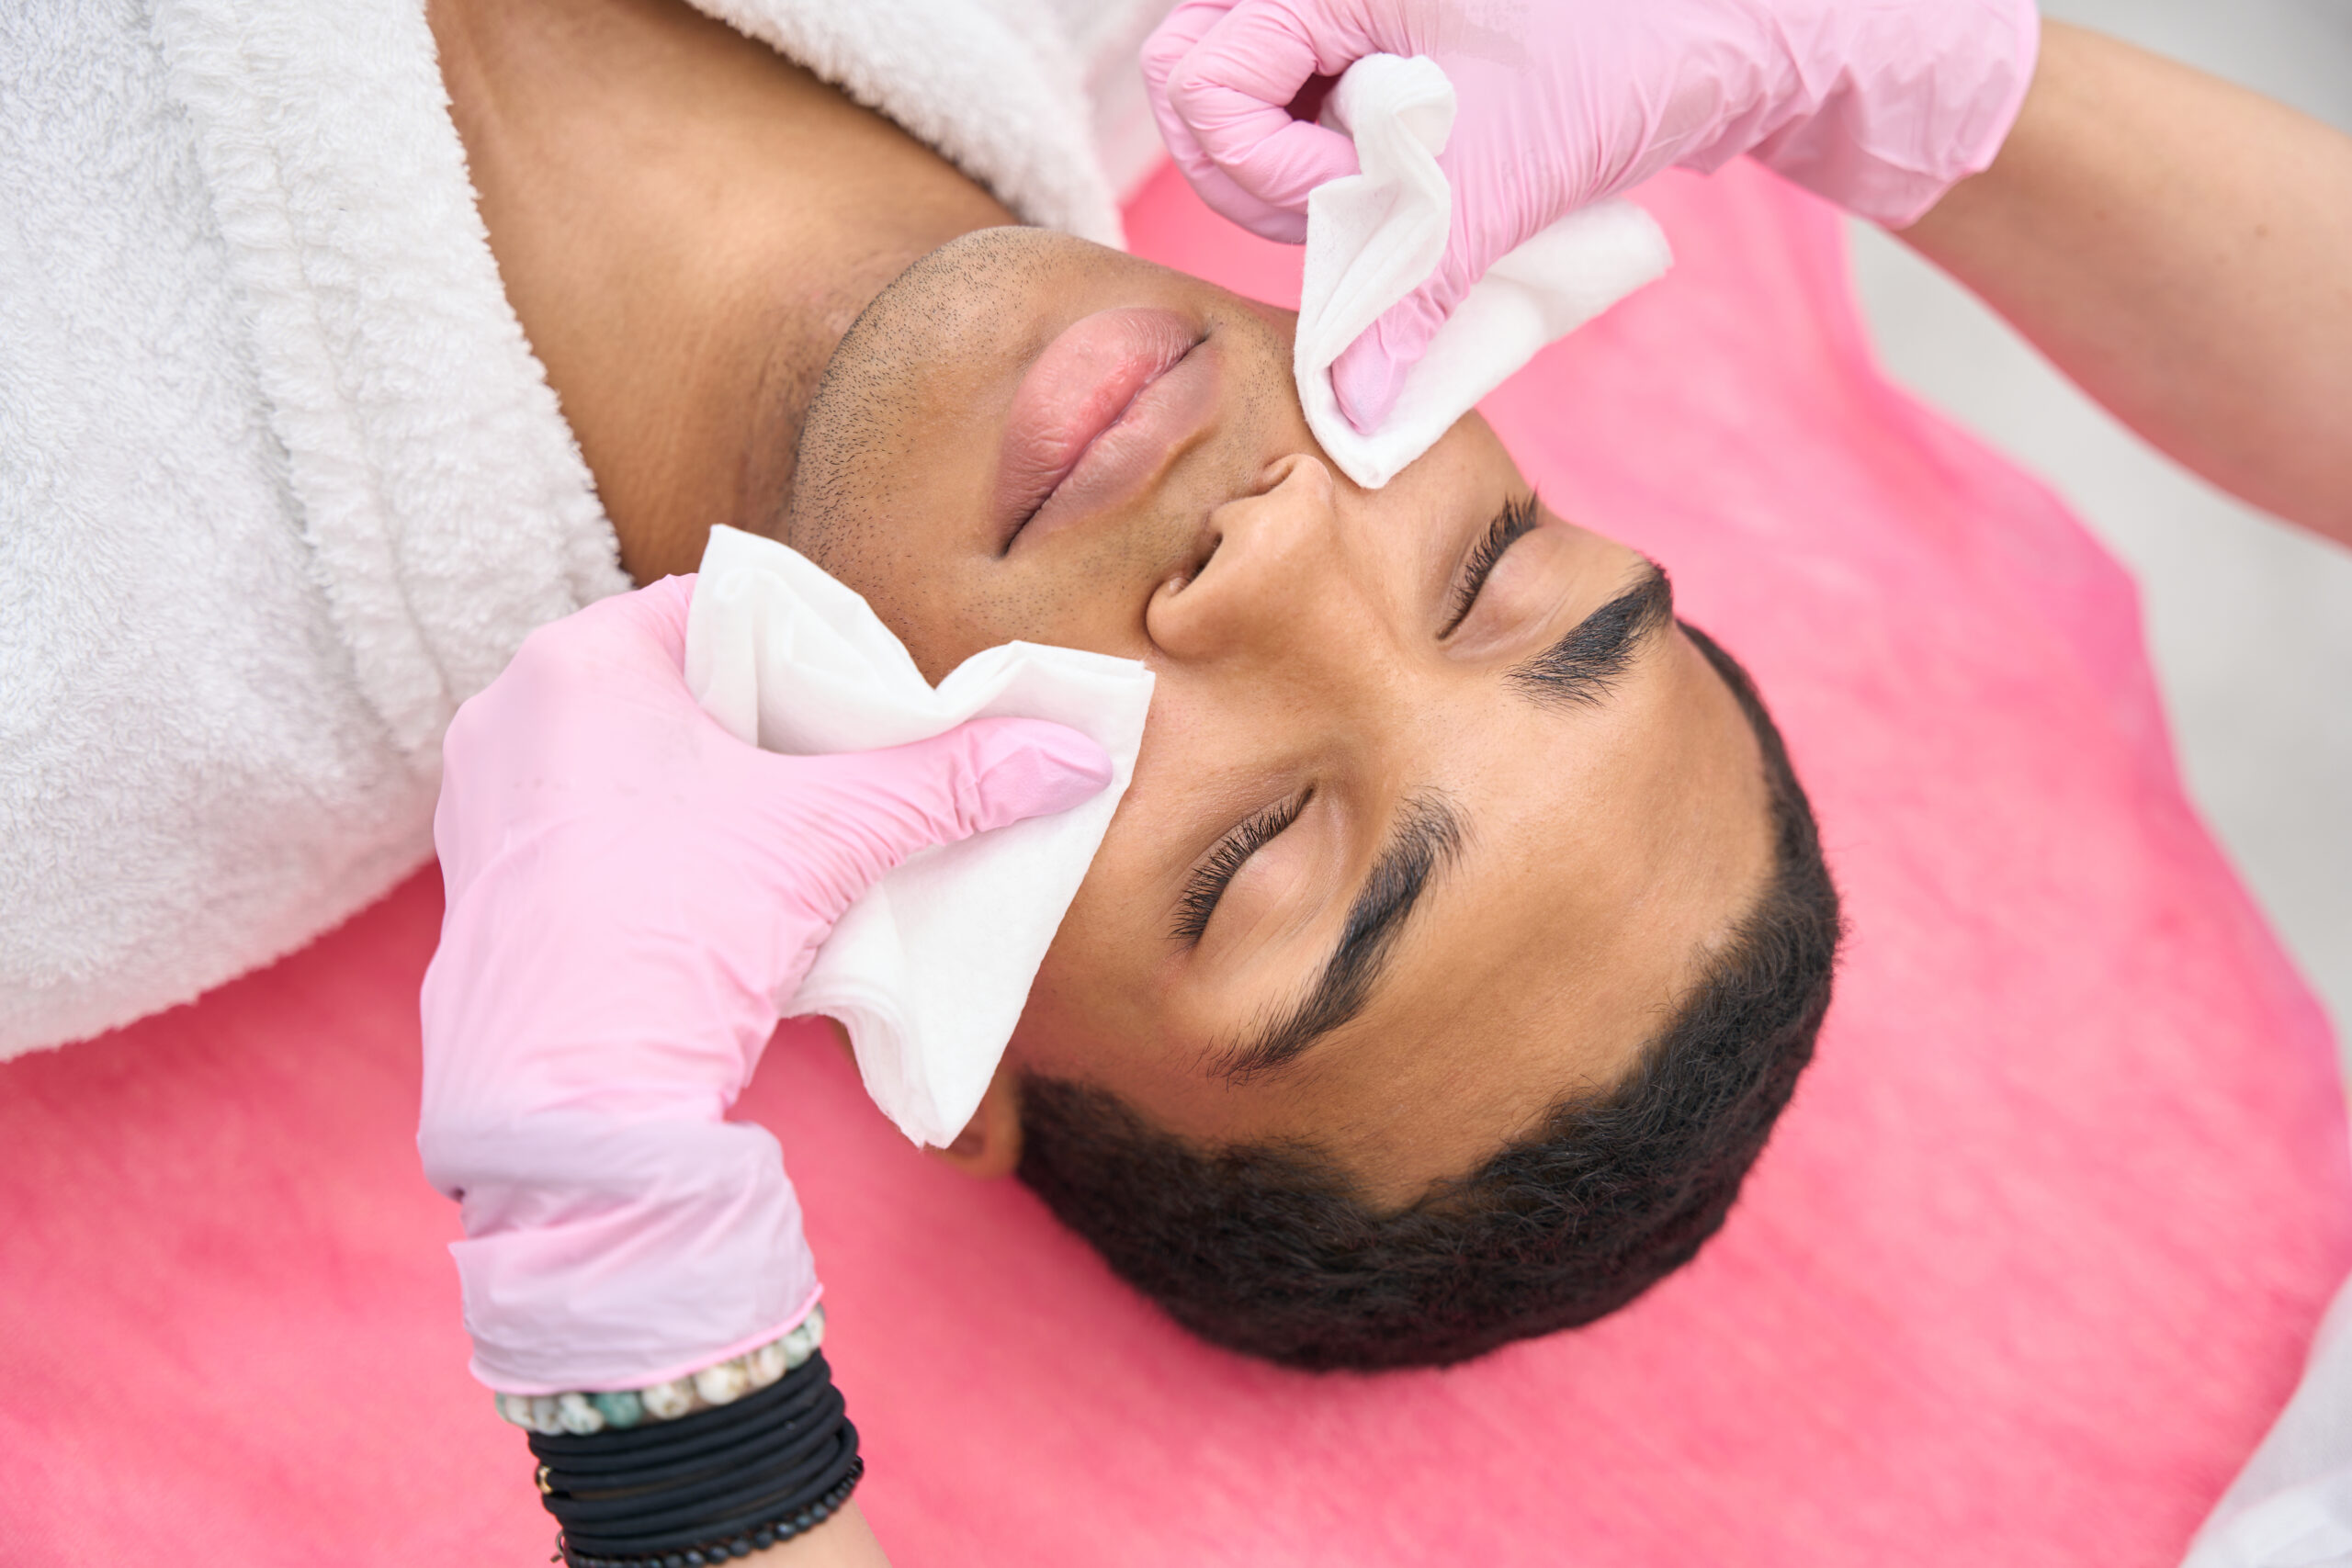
528,1348,863,1568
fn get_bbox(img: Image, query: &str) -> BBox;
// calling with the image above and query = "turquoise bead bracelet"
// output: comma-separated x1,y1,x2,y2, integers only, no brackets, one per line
494,1304,827,1437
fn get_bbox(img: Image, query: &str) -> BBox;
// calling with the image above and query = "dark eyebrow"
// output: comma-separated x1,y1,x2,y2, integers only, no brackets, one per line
1511,560,1675,708
1212,795,1465,1085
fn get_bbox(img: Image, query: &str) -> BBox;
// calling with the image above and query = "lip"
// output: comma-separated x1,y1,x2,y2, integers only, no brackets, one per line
994,308,1218,551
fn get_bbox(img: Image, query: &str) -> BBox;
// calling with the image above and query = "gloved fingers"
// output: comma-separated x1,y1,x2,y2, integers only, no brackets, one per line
1197,117,1360,230
1170,143,1316,244
1141,0,1235,181
1138,0,1234,102
1329,249,1473,434
1144,2,1296,236
763,716,1114,899
1144,1,1340,241
1155,0,1365,226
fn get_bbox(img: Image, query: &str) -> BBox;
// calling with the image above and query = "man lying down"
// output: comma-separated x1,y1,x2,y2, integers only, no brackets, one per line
402,0,1857,1559
424,0,1838,1341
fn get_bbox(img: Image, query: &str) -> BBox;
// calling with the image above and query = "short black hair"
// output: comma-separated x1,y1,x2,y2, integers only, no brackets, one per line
1014,624,1841,1371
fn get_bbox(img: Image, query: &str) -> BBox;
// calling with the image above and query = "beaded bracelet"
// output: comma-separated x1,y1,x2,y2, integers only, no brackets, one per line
495,1305,827,1436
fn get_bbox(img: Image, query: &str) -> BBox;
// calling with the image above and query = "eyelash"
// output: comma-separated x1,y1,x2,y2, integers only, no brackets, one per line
1442,494,1541,637
1172,789,1311,943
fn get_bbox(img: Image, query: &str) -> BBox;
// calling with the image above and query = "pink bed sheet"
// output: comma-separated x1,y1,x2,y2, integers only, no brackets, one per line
5,161,2346,1568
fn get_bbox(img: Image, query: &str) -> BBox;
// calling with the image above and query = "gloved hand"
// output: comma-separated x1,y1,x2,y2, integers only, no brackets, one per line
418,574,1110,1394
1143,0,2039,432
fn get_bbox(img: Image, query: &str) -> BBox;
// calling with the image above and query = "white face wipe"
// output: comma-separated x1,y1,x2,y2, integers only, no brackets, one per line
1295,54,1676,490
684,526,1154,1148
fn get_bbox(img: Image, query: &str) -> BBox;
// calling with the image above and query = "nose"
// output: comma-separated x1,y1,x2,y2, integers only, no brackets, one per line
1146,455,1373,666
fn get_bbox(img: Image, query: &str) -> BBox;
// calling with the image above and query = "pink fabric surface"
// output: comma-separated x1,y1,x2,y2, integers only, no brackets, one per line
6,161,2346,1567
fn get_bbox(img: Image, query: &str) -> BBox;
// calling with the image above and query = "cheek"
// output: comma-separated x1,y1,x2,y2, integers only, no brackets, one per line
1003,949,1094,1074
847,554,1069,682
1005,840,1151,1076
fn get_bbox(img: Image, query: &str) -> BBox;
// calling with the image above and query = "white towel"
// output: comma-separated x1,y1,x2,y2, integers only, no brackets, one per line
684,527,1154,1149
1,0,628,1057
691,0,1145,249
1295,54,1675,490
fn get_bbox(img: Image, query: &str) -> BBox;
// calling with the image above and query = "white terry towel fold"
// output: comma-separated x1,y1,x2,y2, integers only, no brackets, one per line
685,528,1154,1149
1295,54,1675,491
0,0,1174,1058
0,0,628,1058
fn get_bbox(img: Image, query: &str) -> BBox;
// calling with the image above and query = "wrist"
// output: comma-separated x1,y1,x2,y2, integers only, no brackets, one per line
1739,0,2041,226
520,1336,864,1568
742,1501,888,1567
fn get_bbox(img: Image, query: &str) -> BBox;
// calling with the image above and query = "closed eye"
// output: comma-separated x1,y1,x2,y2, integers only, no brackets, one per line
1441,494,1540,637
1172,790,1310,943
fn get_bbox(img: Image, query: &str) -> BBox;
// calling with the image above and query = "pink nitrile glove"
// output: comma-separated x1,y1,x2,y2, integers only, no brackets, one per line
417,574,1111,1395
1143,0,2039,432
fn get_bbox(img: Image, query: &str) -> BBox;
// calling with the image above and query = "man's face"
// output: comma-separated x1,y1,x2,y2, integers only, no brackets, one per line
789,229,1772,1205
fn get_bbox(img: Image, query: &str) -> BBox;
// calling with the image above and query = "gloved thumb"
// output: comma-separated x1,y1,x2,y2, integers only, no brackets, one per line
1329,244,1476,434
777,716,1115,903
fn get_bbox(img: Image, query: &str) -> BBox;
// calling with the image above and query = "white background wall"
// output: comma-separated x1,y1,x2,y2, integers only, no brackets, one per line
1846,0,2352,1070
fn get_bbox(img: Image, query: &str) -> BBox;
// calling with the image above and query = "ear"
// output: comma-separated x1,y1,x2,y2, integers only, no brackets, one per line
928,1064,1023,1179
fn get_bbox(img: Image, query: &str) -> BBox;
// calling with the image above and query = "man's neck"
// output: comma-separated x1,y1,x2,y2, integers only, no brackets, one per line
428,0,1015,581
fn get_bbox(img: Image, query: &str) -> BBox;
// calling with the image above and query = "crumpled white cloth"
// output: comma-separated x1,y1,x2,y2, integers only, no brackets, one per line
1295,53,1674,490
684,526,1153,1148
